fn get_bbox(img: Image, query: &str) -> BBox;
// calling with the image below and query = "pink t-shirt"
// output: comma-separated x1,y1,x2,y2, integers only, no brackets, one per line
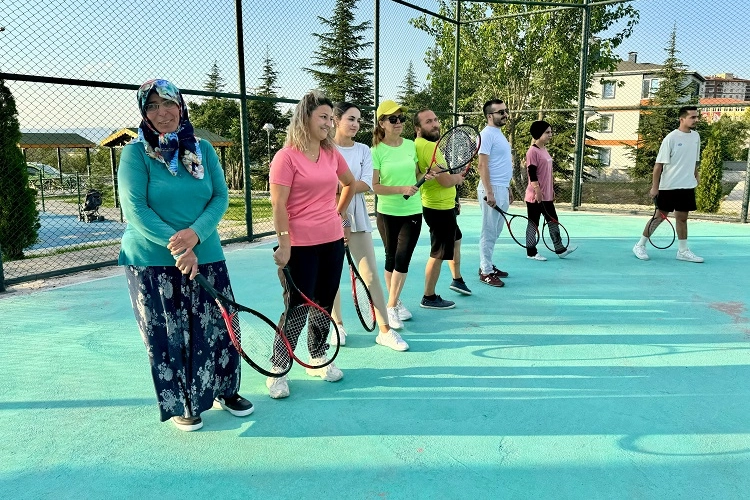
524,145,555,202
270,147,349,246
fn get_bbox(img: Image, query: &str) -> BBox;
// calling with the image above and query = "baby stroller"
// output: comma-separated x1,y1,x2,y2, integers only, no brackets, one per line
79,189,105,223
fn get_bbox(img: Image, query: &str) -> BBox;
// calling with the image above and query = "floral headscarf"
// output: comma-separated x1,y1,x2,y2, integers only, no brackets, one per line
134,79,203,179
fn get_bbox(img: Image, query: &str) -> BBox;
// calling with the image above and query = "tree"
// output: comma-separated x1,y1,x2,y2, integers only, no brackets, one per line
204,61,226,93
304,0,373,106
0,79,39,260
696,138,723,213
411,1,639,195
628,27,698,179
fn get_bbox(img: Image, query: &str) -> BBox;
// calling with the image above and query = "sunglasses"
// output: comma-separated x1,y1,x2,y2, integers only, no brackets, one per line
489,109,509,116
384,115,408,124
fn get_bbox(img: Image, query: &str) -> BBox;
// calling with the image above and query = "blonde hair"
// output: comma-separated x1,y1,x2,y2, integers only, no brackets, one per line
285,90,335,151
372,120,386,146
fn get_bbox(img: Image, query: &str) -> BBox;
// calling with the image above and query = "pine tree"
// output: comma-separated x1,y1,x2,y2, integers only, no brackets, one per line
204,62,226,94
0,79,39,260
304,0,373,106
628,27,698,179
696,138,723,213
397,62,420,105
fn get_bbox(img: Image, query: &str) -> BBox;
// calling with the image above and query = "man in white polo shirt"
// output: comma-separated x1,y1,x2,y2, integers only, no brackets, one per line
477,99,513,287
633,105,703,263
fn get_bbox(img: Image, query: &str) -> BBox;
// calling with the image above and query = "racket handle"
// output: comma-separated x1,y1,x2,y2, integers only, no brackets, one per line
193,274,219,300
403,176,428,200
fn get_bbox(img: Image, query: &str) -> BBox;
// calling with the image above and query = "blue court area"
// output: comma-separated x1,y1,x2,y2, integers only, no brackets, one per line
31,213,126,251
1,204,749,499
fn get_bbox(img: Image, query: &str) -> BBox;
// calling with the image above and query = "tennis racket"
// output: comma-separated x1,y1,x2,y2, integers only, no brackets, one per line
194,274,292,378
540,204,571,253
404,124,481,199
279,267,340,369
484,197,540,249
345,246,376,332
647,197,676,249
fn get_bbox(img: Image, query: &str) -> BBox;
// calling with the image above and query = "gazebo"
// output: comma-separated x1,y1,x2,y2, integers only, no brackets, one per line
19,132,97,178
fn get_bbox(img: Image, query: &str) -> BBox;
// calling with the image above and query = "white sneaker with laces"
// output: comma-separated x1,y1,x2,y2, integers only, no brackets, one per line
527,254,547,261
557,245,578,258
306,357,344,382
633,244,650,261
387,307,404,330
376,329,410,351
676,249,704,263
331,324,346,346
266,368,290,399
396,300,412,321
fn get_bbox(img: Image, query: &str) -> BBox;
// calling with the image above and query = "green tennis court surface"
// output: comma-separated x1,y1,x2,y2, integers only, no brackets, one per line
2,204,749,499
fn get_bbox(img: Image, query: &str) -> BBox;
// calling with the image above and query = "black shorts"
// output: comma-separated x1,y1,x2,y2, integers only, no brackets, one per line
422,206,462,260
657,188,696,213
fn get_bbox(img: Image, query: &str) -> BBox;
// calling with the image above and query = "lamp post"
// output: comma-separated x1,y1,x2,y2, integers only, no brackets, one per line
262,123,274,191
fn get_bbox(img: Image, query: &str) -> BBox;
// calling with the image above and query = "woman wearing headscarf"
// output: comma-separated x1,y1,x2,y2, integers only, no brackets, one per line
118,79,252,432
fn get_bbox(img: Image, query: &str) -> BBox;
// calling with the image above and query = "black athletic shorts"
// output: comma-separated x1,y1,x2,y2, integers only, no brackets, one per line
656,188,696,213
422,206,462,260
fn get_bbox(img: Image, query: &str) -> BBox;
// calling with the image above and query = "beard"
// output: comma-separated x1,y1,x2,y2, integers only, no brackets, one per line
422,129,441,142
492,116,507,127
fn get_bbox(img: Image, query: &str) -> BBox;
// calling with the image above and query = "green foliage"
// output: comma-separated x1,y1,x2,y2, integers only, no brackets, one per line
706,116,749,161
696,138,723,213
204,61,226,93
411,1,639,195
304,0,373,107
627,28,699,179
0,79,40,260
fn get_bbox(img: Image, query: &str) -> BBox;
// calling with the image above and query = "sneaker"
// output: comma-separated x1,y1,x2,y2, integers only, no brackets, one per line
396,300,412,321
266,368,290,399
449,278,472,295
676,249,704,263
479,272,504,287
171,415,203,432
213,394,254,417
527,254,547,261
420,295,456,309
306,357,344,382
492,265,509,278
557,245,578,259
376,329,410,351
387,307,404,330
633,244,650,261
331,324,346,346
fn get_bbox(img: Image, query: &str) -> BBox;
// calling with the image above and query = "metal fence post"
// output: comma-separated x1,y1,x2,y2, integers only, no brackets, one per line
742,148,750,223
0,244,5,293
235,0,253,241
571,0,590,209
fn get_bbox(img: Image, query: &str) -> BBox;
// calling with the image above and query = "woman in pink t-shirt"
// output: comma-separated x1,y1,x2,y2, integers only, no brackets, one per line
267,90,355,399
524,120,576,260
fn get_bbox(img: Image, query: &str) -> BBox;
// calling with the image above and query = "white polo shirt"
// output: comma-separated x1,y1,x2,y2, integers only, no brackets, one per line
656,129,701,190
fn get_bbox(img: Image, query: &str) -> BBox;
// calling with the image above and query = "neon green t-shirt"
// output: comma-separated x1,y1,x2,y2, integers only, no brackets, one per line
371,139,422,216
415,137,456,210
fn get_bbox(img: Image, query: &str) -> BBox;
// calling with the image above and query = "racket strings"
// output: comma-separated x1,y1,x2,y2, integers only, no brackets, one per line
525,221,539,249
352,273,376,329
282,304,332,361
230,310,283,372
544,221,567,252
647,215,674,249
440,130,477,171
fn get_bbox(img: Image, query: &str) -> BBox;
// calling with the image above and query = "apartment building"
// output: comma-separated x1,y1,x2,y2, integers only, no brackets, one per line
701,73,750,101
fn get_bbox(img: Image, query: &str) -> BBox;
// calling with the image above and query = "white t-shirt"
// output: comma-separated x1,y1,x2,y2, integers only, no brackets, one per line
336,142,373,232
656,129,701,190
478,126,513,187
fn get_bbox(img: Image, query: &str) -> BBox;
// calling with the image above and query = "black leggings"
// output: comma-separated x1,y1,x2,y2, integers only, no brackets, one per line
526,201,565,256
376,212,422,273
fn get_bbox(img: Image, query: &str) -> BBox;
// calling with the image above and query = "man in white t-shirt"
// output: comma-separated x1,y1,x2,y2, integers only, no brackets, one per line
477,99,513,287
633,106,704,263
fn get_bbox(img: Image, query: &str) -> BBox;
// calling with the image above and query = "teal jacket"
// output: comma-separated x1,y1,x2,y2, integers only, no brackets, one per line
117,139,228,266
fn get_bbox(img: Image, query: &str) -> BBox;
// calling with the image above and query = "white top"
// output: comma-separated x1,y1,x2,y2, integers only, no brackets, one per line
478,126,513,187
336,142,373,232
656,129,701,190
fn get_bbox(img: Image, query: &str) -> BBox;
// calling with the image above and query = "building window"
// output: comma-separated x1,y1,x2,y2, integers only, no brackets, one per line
599,114,614,133
599,148,611,166
642,78,660,98
602,81,616,99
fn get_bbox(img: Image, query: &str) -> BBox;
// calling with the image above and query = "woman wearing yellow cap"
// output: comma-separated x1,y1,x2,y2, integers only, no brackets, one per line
371,100,432,337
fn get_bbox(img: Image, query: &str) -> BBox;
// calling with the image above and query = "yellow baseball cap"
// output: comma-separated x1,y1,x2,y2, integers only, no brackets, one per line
376,100,408,121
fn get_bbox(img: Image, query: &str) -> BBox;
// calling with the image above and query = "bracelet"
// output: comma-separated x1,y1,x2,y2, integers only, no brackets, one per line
277,231,289,237
341,218,351,228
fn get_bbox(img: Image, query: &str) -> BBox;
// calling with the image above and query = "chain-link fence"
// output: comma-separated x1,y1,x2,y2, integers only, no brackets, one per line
2,0,749,287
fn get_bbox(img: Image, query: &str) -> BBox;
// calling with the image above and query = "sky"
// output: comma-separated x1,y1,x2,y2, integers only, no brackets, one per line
2,0,748,140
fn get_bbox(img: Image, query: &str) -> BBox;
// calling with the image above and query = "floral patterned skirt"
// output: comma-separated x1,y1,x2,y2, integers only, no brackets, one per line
124,262,240,421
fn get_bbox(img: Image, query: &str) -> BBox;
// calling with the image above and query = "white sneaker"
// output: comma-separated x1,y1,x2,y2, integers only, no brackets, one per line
266,368,290,399
527,254,547,261
633,244,650,261
396,299,412,321
331,324,346,346
557,245,578,258
306,357,344,382
376,329,409,351
676,249,704,263
387,307,404,330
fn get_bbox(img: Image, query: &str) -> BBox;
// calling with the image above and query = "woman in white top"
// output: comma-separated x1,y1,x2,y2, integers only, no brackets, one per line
330,102,408,352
